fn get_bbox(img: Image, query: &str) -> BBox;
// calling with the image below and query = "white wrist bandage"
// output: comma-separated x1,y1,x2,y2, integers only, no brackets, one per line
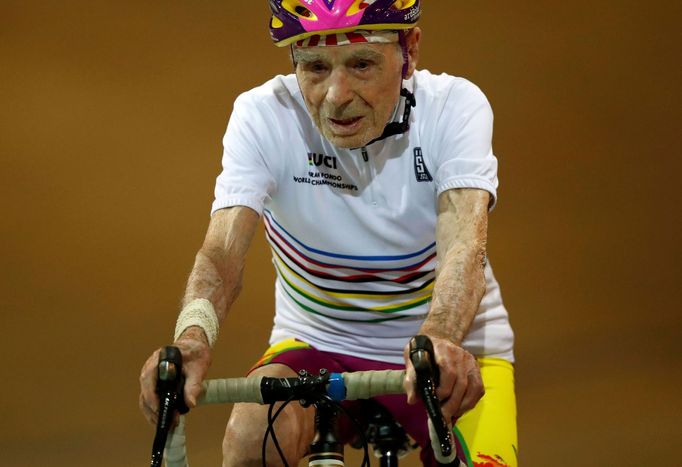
174,298,219,347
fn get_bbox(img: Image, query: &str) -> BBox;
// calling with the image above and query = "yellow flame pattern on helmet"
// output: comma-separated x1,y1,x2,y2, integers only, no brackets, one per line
392,0,417,10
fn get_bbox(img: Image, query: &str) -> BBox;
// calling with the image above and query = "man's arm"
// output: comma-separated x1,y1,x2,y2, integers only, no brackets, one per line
182,206,261,336
139,206,260,425
404,188,489,420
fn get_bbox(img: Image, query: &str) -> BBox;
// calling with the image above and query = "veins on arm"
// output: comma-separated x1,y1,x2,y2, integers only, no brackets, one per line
182,206,260,325
421,189,490,344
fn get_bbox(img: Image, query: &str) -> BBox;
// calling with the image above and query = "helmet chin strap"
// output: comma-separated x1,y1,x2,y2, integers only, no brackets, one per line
361,87,416,148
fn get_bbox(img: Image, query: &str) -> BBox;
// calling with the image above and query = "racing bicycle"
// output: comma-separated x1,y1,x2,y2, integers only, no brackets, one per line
149,336,461,466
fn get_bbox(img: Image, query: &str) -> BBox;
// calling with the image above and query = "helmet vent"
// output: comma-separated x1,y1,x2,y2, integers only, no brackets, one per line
295,5,312,17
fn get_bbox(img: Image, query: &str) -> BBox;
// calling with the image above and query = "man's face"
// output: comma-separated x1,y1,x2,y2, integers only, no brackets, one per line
294,42,404,149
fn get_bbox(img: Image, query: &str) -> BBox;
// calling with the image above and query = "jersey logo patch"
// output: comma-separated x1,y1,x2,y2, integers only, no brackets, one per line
308,152,338,169
413,147,433,182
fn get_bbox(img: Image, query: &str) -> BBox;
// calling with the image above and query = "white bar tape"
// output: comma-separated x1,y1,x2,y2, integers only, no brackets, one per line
427,418,458,465
164,416,188,467
174,298,219,347
343,370,406,400
199,376,265,405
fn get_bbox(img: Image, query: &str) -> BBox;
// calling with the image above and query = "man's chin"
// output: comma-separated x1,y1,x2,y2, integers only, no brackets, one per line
322,127,381,149
327,135,362,149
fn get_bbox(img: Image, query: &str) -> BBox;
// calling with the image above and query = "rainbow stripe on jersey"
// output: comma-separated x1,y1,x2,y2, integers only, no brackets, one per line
263,210,436,323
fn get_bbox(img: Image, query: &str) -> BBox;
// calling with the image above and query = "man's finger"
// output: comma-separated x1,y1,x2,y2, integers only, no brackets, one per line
139,393,159,426
430,340,459,401
139,348,166,428
403,370,417,405
139,354,160,413
402,352,418,404
183,368,206,408
440,370,467,420
435,364,457,402
456,368,485,417
140,385,159,414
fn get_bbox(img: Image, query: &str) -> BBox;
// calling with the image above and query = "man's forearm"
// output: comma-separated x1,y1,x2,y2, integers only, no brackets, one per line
177,207,260,340
175,249,242,345
421,189,489,344
183,247,242,322
421,241,486,344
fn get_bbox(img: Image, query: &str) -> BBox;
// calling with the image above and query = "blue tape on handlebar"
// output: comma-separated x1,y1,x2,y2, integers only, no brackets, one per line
326,373,346,401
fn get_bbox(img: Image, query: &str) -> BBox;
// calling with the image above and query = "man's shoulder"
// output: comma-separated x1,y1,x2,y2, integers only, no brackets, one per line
413,70,488,104
413,70,492,126
235,74,300,107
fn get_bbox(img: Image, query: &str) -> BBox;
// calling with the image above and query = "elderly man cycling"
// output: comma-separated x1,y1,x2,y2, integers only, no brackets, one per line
140,1,517,465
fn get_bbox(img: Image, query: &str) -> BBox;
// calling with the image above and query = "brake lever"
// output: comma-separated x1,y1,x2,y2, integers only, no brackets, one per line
150,346,190,467
409,335,455,463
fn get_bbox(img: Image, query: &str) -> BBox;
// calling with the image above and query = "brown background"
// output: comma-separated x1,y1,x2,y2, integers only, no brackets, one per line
1,1,680,466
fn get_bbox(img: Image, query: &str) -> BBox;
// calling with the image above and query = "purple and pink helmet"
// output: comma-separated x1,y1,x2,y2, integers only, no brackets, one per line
268,0,421,47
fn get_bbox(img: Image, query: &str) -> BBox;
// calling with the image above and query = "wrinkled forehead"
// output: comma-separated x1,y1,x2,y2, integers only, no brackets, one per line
293,30,399,48
293,43,393,65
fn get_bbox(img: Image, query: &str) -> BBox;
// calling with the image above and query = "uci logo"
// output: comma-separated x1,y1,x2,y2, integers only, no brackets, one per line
308,152,338,170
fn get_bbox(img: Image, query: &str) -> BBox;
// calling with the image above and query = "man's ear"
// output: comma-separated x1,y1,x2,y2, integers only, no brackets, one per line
404,27,422,79
289,44,298,72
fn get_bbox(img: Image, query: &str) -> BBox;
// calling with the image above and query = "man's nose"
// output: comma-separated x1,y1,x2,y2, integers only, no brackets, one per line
325,69,354,107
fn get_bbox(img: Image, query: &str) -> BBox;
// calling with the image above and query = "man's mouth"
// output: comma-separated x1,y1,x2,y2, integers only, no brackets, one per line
329,116,361,125
327,116,363,134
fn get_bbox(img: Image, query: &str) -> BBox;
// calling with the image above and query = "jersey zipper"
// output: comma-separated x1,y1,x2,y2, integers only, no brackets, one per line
360,146,378,206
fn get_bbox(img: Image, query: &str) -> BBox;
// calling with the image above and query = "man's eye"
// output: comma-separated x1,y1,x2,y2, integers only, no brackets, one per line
309,62,328,73
355,60,372,71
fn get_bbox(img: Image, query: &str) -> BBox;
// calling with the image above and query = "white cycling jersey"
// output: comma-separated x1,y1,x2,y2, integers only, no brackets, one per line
212,70,514,364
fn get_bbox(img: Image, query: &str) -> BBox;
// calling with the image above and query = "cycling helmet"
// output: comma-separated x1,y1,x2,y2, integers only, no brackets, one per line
268,0,421,47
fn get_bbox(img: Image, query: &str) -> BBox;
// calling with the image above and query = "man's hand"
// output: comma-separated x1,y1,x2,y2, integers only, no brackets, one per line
138,328,212,426
403,335,484,421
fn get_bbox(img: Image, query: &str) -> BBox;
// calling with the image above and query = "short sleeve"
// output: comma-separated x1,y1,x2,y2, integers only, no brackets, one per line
432,81,499,210
211,93,278,216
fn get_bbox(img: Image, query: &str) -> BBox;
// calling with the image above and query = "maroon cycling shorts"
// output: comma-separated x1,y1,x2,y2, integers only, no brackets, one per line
249,338,443,466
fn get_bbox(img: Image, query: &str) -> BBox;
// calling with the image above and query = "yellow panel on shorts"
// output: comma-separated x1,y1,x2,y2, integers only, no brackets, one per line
453,357,518,467
251,338,312,370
